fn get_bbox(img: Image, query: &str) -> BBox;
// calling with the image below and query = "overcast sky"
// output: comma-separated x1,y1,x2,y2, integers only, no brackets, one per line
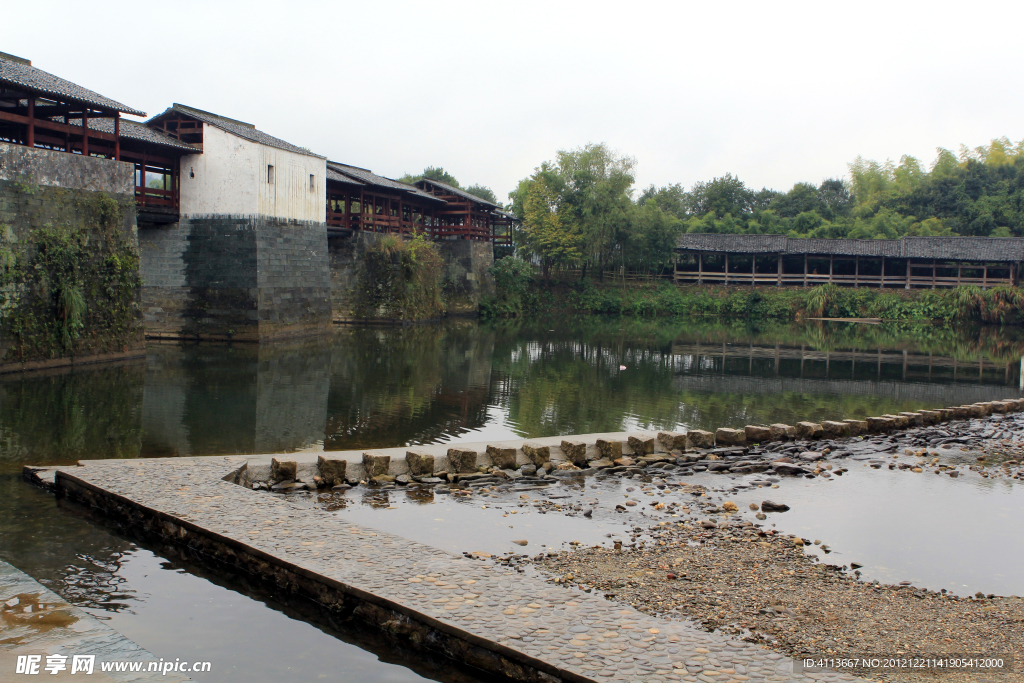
7,1,1022,201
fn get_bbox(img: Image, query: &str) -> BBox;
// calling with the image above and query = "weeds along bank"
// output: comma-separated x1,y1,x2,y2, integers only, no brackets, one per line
482,262,1024,325
0,147,143,371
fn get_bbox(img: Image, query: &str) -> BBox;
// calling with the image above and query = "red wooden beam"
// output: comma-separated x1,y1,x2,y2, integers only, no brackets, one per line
26,97,34,148
114,113,120,161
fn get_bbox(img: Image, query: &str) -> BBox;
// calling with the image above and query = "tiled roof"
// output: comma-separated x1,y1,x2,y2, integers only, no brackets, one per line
149,104,324,158
326,167,363,186
415,178,499,209
327,162,443,203
0,55,144,116
65,117,199,152
677,233,1024,262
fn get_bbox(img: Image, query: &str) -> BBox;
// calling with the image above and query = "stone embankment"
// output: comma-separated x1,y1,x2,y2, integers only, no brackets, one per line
237,399,1024,495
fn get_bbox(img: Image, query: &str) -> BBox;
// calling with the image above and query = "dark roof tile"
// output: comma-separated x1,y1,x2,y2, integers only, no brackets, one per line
415,178,499,209
149,104,323,158
0,55,144,116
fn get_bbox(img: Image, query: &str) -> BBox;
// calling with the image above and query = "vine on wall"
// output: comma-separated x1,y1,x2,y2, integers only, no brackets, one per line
355,234,445,321
0,185,142,362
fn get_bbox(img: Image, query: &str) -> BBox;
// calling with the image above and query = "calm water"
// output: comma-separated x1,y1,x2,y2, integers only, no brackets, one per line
2,318,1023,681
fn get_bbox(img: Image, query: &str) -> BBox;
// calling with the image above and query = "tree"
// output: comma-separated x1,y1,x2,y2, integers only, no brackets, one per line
464,183,499,205
514,163,581,283
397,166,461,187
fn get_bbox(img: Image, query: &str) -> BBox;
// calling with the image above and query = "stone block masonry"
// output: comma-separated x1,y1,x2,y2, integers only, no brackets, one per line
139,215,331,340
0,144,143,373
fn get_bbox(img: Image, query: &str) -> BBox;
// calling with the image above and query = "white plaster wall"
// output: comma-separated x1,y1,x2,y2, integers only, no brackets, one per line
178,124,326,222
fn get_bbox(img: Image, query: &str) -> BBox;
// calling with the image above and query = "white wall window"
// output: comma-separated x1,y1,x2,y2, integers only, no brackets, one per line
267,165,275,184
309,174,316,191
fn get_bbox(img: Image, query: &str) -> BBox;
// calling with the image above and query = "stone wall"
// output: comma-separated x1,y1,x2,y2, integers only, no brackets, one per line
327,232,494,322
436,239,494,316
0,144,143,372
139,216,330,340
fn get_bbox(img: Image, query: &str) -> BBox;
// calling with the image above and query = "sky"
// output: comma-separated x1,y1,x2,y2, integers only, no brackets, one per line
6,1,1023,203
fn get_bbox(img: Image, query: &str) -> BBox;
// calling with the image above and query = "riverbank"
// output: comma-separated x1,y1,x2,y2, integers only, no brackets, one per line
489,280,1024,326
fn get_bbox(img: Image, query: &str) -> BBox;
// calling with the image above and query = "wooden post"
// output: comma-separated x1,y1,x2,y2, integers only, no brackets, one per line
932,259,936,289
82,110,89,156
957,264,962,285
880,257,885,289
777,254,782,287
698,252,703,285
803,254,808,287
905,259,912,289
139,153,145,205
829,255,833,283
724,253,729,285
983,264,988,288
854,255,859,286
26,97,34,148
114,113,120,161
751,253,756,286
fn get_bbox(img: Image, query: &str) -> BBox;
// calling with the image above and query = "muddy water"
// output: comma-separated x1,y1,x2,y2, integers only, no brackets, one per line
2,318,1023,681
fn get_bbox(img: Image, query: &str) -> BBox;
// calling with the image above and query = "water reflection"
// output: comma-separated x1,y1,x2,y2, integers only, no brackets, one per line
2,319,1024,474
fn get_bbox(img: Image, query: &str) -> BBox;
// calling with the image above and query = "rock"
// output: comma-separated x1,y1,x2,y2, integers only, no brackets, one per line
990,401,1011,414
520,464,537,476
755,512,767,520
850,562,863,569
918,410,942,424
884,414,910,429
773,462,810,476
769,423,797,440
761,500,790,512
657,431,687,452
613,456,636,467
972,402,993,416
583,509,593,517
948,406,969,419
744,425,772,443
722,501,738,512
559,440,588,466
821,421,851,437
627,435,655,456
899,412,925,427
447,447,478,473
798,451,824,462
866,416,895,432
749,503,760,511
715,428,746,446
406,450,436,476
701,520,717,529
843,419,869,435
372,474,396,484
686,429,715,449
521,443,550,467
270,458,297,482
362,451,391,478
317,456,347,486
395,474,411,485
595,438,623,459
512,539,528,546
795,421,824,439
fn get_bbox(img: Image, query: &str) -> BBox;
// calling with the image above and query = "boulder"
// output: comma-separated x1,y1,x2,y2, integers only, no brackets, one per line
362,451,391,478
627,435,655,456
406,450,436,476
715,428,746,447
595,438,623,459
447,447,478,473
821,421,851,438
917,410,941,425
657,431,687,452
964,404,986,418
936,408,954,421
522,442,551,466
990,401,1011,414
686,430,715,449
317,456,347,487
973,402,994,416
795,421,824,439
486,445,517,470
761,500,791,512
883,414,909,429
271,458,297,482
867,416,895,432
744,425,772,443
948,406,969,420
843,419,868,436
769,423,797,440
560,440,588,466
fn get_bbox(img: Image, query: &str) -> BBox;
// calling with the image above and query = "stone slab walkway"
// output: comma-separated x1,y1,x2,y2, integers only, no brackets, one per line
46,456,863,683
0,559,187,682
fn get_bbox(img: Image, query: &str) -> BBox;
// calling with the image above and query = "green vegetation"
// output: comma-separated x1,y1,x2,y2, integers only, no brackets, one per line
355,233,446,321
485,278,1024,326
506,136,1024,270
397,166,499,204
0,190,141,362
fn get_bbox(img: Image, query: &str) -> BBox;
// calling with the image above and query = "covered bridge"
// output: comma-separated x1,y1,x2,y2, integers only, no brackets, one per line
675,234,1024,288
